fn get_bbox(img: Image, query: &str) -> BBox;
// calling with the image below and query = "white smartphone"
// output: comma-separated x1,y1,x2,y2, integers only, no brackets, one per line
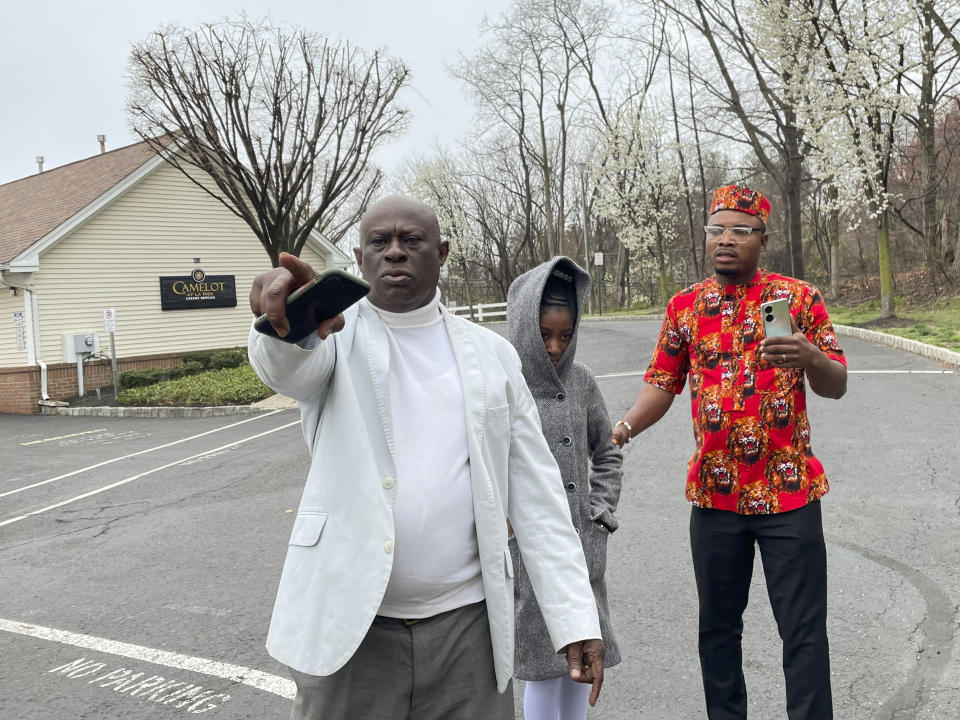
761,298,792,338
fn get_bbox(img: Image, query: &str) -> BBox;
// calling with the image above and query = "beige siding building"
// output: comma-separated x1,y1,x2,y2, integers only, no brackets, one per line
0,140,351,414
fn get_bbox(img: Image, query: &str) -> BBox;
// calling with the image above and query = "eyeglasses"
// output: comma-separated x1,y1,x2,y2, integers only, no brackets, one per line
704,225,762,241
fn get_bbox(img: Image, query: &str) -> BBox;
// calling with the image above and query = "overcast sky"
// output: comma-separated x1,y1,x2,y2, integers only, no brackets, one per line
0,0,513,186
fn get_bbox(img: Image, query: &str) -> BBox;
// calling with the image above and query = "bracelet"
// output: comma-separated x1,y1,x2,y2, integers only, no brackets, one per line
616,419,633,436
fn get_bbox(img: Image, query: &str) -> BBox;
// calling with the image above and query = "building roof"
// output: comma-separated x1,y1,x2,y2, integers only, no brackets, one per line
0,139,161,264
0,137,353,269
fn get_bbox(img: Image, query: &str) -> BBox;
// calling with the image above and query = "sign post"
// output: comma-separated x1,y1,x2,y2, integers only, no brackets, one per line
103,308,119,399
593,253,604,316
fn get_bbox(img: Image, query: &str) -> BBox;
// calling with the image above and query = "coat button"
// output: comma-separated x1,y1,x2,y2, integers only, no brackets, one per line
566,482,576,493
561,436,572,445
383,476,395,489
384,540,394,553
556,392,565,401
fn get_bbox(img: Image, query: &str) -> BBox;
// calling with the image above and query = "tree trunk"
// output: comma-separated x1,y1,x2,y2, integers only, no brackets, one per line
460,257,475,321
783,117,805,279
829,185,840,299
953,217,960,272
668,52,701,278
877,210,895,318
615,240,629,307
940,212,951,263
920,0,941,268
655,226,670,305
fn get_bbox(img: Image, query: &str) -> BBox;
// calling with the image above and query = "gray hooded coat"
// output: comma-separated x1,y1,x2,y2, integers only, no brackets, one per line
506,256,622,680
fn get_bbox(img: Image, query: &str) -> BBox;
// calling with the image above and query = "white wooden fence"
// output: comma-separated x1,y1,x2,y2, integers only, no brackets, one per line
446,301,508,322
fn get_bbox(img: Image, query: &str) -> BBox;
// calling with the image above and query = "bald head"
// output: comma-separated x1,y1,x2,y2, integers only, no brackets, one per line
353,195,449,313
359,195,442,244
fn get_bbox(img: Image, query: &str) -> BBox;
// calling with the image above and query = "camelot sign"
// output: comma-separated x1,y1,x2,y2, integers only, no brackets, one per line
159,269,237,311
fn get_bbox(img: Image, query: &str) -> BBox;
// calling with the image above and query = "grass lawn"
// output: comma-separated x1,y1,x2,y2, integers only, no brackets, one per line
583,292,960,352
827,295,960,352
583,301,662,318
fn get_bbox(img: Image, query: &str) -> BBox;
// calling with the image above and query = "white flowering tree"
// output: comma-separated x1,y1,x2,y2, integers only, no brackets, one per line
593,98,683,303
748,0,915,318
402,152,481,312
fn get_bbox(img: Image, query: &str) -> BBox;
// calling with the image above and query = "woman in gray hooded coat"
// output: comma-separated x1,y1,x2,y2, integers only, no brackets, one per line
506,257,622,720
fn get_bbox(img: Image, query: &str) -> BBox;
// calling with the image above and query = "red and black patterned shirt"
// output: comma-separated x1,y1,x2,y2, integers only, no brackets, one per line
644,270,846,514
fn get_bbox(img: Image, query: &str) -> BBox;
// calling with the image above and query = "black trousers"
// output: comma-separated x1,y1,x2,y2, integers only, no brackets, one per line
690,501,833,720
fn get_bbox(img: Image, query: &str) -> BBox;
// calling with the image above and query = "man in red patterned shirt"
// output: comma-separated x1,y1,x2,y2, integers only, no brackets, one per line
611,185,847,719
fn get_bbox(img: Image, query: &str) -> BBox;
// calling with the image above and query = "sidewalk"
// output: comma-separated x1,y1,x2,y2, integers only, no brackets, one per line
40,392,297,418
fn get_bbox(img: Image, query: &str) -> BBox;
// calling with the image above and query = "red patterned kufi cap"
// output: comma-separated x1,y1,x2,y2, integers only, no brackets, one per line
709,184,771,224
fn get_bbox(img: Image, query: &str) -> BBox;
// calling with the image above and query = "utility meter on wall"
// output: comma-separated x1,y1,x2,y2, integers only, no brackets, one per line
62,333,100,362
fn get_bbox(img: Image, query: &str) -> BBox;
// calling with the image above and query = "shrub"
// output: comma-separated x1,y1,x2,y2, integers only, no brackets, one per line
120,368,169,389
119,359,213,389
117,364,272,406
119,370,145,389
210,349,246,369
182,351,212,368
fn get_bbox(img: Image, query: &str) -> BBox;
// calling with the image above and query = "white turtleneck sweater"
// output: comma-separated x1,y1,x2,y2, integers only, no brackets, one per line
372,290,484,618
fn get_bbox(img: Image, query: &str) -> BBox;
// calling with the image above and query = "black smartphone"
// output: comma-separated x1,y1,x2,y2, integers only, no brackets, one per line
254,268,370,343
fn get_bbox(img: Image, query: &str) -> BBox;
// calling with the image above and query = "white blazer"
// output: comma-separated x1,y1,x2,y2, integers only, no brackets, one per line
247,299,600,692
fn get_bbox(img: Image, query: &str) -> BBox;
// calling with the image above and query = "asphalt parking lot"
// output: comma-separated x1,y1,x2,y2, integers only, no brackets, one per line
1,319,958,719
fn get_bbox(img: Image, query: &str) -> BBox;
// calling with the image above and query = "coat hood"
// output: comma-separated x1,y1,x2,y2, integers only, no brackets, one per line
506,256,591,392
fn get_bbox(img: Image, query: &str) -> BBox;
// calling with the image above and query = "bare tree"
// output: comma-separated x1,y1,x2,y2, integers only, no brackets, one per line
402,139,541,303
893,1,960,275
127,18,409,266
454,0,615,261
658,0,812,280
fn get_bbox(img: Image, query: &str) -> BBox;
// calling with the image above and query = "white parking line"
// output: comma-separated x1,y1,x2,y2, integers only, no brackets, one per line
0,617,294,699
1,410,286,500
21,429,108,446
595,369,955,379
0,421,300,528
849,370,954,374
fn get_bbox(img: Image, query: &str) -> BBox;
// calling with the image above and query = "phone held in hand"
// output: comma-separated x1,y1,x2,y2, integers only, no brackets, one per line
254,268,370,344
761,298,792,338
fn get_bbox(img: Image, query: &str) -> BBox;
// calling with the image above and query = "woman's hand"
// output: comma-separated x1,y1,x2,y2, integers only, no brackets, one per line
610,422,630,448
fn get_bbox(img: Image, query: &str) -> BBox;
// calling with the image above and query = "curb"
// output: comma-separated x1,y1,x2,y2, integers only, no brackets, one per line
833,324,960,367
477,314,665,327
40,404,283,418
581,314,665,322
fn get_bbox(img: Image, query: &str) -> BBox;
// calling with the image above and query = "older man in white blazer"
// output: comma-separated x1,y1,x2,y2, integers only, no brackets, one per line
248,195,604,720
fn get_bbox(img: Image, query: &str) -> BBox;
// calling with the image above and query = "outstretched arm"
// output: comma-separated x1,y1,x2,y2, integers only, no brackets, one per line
585,377,622,530
610,382,677,447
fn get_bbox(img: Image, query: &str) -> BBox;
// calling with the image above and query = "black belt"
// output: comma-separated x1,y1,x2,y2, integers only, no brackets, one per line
375,615,431,627
375,600,485,628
